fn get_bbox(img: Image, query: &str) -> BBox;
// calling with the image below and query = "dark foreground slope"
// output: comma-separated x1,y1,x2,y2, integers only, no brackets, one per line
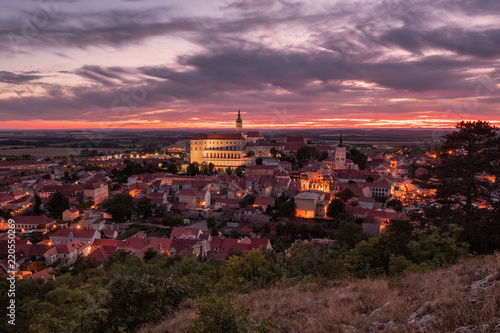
140,253,500,333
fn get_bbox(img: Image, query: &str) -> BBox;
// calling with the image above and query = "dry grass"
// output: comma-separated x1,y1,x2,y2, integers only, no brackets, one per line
139,253,500,333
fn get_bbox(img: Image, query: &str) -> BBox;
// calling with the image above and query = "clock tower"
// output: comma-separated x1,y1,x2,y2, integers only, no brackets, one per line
236,109,243,134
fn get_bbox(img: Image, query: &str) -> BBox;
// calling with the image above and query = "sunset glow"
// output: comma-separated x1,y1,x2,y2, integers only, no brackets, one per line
1,0,500,129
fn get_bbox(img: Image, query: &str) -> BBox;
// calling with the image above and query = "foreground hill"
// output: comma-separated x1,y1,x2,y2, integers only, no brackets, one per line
140,253,500,333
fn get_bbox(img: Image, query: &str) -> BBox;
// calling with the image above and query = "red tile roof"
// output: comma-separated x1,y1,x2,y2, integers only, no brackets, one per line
246,131,262,137
51,228,98,239
170,227,202,239
13,215,55,226
192,133,245,140
88,246,118,260
93,239,127,248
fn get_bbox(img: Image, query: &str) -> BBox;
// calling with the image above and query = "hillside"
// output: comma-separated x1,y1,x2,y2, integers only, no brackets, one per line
140,254,500,333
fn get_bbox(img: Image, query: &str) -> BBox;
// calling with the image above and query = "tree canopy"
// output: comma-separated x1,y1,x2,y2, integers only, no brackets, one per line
47,191,70,218
102,192,135,222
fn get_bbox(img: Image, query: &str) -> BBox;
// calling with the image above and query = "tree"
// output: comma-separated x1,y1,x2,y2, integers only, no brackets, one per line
47,191,70,218
415,121,500,216
387,199,403,211
347,149,369,170
284,222,298,241
200,162,209,175
408,225,469,270
99,272,189,331
234,166,244,177
71,255,99,275
366,176,375,183
334,219,369,250
379,219,414,257
298,223,311,239
206,216,217,230
311,224,327,238
326,199,346,218
102,193,135,222
239,194,256,208
167,163,179,174
28,261,47,272
136,197,154,219
225,167,233,175
296,146,320,165
33,194,43,215
162,214,184,227
344,237,387,278
143,247,158,262
270,147,278,158
255,157,263,165
287,241,321,278
208,163,215,175
225,249,269,283
335,187,355,202
246,151,255,157
412,121,500,253
318,151,329,161
277,198,295,217
77,200,94,213
186,162,200,176
154,205,167,218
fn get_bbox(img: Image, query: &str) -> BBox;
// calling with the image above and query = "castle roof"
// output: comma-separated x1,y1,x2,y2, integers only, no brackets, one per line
192,133,245,140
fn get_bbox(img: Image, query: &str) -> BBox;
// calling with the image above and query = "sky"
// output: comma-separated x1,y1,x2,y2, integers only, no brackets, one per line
1,0,500,130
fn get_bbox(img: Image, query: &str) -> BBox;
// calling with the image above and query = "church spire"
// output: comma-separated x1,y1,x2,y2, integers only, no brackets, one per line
339,131,344,147
236,109,243,134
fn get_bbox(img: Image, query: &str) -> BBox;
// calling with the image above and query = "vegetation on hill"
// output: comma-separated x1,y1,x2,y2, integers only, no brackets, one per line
141,253,500,333
0,217,478,333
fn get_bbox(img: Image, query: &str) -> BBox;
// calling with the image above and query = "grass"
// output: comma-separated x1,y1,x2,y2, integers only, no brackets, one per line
138,253,500,333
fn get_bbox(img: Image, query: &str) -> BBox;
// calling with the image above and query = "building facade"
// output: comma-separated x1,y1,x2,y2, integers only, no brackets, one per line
190,110,263,168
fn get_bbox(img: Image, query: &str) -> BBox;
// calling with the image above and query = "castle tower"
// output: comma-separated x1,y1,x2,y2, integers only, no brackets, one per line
236,109,243,134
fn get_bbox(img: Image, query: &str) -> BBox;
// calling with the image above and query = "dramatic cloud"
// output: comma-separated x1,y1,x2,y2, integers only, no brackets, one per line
0,0,499,129
0,71,42,84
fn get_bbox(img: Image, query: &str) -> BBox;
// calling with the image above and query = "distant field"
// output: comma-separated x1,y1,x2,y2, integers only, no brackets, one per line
345,141,426,145
0,147,126,158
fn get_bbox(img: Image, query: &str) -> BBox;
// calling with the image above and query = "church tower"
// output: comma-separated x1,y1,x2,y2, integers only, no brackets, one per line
236,109,243,134
335,131,347,169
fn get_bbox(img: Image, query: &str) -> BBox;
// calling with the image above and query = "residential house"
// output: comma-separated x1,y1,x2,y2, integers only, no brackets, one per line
170,227,203,240
83,182,109,204
50,228,100,245
253,196,274,211
44,239,88,265
294,191,327,218
179,189,210,209
62,207,80,221
369,178,394,198
4,215,56,231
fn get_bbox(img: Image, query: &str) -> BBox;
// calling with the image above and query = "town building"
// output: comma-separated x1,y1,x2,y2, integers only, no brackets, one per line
294,191,328,218
50,228,101,245
3,215,56,232
62,207,80,221
190,110,263,168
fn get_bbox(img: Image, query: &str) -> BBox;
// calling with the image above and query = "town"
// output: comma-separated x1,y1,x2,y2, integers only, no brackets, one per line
3,0,500,330
2,113,490,282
